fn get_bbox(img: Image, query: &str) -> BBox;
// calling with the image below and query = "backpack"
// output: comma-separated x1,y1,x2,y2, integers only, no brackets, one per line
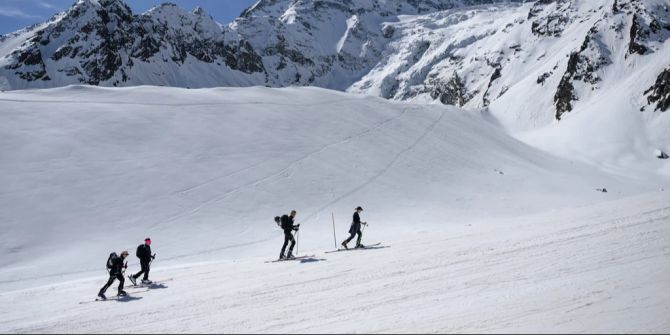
280,214,290,230
106,252,118,271
274,216,281,228
136,244,144,258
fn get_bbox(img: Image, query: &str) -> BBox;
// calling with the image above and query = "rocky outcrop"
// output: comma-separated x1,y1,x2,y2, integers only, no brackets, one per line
624,1,670,57
645,67,670,112
429,72,473,107
529,0,572,37
1,0,265,88
554,25,611,120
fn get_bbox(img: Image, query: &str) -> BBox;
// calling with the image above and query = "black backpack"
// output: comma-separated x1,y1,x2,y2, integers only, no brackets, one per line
106,252,118,271
136,244,144,258
274,216,281,228
280,214,290,230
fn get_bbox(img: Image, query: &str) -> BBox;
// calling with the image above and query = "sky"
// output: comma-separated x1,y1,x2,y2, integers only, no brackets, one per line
0,0,259,35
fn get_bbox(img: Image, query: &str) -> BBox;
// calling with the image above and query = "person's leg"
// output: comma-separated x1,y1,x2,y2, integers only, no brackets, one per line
117,273,125,292
287,233,296,257
343,230,357,246
280,231,290,258
355,229,363,248
141,261,150,281
99,275,115,294
133,264,145,280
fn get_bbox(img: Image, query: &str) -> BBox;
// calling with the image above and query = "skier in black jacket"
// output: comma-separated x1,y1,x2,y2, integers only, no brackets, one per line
129,238,155,285
279,210,300,259
98,250,129,300
342,206,367,249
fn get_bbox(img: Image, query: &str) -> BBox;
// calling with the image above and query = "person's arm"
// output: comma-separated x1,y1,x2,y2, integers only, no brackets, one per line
290,216,299,230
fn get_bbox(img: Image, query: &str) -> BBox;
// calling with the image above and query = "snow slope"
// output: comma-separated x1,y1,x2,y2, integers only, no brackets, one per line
1,0,668,177
1,190,669,333
0,86,668,332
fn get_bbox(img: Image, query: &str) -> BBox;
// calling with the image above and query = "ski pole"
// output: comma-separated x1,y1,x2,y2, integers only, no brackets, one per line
332,212,337,249
296,229,300,256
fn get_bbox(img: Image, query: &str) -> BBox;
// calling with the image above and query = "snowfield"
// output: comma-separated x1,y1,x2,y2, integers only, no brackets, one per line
0,86,668,333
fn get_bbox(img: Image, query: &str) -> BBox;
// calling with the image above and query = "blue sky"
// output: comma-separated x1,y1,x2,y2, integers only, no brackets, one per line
0,0,258,35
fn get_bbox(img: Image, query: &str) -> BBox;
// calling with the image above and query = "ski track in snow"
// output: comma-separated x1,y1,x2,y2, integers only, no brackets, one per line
151,106,413,230
303,107,445,223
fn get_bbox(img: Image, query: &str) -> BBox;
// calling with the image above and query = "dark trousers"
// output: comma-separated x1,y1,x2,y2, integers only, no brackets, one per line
280,231,295,257
344,229,362,247
99,272,124,294
133,260,150,281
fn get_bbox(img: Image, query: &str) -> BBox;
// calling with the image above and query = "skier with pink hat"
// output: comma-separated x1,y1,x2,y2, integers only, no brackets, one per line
129,238,155,285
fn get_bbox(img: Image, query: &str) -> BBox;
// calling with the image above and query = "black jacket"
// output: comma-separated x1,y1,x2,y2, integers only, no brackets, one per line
349,212,361,234
281,215,299,233
136,244,152,262
109,255,125,275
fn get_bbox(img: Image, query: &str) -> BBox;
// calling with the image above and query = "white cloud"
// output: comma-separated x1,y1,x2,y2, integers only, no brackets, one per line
37,1,57,10
0,6,40,19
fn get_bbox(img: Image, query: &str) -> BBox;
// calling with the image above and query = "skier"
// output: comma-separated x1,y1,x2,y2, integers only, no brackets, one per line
129,238,155,286
98,250,129,300
341,206,367,249
279,210,300,260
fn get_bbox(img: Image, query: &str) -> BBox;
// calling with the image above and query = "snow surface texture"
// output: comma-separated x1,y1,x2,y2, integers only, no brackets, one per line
0,86,669,332
0,0,669,177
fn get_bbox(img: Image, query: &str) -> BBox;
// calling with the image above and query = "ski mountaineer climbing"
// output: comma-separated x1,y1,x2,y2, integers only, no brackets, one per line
129,238,155,285
98,250,129,300
342,206,367,249
279,210,300,260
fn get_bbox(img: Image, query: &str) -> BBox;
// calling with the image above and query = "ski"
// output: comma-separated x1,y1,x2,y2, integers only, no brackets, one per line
127,278,174,288
265,255,316,263
79,289,149,304
325,243,386,253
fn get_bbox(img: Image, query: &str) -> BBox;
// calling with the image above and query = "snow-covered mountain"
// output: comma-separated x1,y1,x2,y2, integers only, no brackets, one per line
1,0,668,120
0,0,266,90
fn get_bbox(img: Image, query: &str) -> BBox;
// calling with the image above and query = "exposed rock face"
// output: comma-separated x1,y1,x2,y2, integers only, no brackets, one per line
1,0,266,88
554,23,611,120
627,7,670,58
645,67,670,112
429,72,473,107
529,0,572,37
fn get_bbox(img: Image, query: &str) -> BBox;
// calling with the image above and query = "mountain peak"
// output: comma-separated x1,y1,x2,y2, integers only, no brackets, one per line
73,0,131,11
192,6,206,16
66,0,133,22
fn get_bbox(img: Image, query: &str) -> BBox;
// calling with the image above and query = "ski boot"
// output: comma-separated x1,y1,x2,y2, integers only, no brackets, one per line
128,275,137,286
141,279,153,285
355,244,365,249
117,290,128,297
341,241,348,250
97,292,107,300
286,253,295,260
